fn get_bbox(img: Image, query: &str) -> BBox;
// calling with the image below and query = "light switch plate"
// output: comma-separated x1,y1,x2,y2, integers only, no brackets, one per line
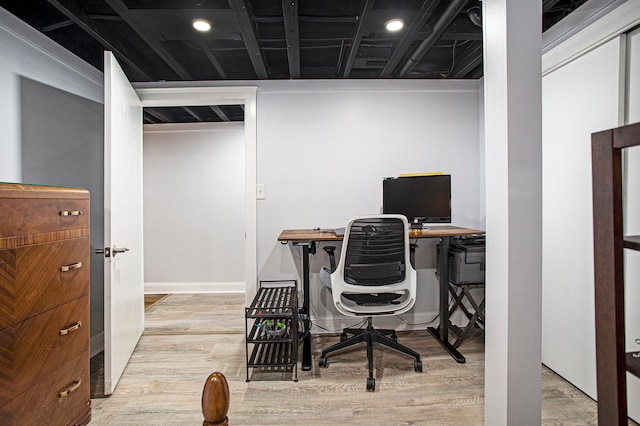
256,184,266,200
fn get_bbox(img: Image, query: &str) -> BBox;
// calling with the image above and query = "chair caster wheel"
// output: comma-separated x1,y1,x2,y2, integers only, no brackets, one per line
340,333,348,342
414,360,423,372
366,377,375,392
318,356,328,368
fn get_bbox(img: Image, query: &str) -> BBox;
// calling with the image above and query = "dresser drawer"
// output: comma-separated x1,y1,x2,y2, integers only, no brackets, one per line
0,237,89,329
0,295,89,406
0,351,90,426
0,198,89,238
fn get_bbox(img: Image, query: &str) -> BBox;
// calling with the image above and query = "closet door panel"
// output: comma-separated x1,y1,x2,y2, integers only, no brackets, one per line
624,25,640,423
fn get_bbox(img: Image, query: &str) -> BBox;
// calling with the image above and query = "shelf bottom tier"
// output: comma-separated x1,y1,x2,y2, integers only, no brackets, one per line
248,341,297,368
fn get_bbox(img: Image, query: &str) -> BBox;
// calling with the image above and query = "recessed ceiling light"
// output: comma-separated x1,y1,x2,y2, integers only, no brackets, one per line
192,19,212,32
385,19,404,32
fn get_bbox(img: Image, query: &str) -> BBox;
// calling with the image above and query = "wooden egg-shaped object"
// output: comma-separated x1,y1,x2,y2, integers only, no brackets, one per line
202,372,230,426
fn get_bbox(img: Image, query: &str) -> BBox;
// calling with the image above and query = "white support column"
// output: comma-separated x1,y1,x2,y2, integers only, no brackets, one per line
483,0,542,424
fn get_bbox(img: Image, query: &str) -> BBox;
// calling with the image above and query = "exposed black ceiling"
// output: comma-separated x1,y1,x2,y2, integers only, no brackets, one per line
1,0,587,123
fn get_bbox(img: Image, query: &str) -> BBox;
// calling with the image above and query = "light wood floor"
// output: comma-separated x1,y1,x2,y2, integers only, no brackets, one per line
144,293,168,311
88,293,620,425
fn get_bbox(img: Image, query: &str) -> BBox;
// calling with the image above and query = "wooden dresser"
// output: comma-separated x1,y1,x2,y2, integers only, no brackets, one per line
0,183,91,425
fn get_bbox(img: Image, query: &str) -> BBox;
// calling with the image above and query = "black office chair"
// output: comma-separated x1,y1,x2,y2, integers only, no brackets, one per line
318,215,422,391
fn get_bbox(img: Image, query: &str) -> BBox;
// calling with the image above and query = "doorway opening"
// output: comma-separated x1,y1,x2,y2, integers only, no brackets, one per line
142,113,246,299
134,84,258,303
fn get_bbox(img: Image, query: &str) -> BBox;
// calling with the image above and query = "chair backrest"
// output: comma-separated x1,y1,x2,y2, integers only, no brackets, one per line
331,215,417,317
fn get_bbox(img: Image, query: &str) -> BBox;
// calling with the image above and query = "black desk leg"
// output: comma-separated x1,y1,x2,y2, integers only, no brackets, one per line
300,242,312,371
427,236,466,363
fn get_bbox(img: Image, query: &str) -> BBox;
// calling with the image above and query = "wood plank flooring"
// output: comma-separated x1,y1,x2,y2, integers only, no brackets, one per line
87,293,621,425
144,294,168,311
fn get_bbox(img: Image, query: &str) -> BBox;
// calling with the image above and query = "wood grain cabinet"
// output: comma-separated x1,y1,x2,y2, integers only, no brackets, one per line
0,183,91,425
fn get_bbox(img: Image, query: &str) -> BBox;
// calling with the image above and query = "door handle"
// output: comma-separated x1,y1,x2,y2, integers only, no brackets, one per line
112,247,130,257
96,247,129,257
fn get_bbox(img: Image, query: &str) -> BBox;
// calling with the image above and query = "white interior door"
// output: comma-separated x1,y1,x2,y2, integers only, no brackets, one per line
103,51,144,395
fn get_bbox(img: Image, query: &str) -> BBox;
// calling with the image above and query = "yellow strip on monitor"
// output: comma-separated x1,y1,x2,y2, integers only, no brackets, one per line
398,172,443,177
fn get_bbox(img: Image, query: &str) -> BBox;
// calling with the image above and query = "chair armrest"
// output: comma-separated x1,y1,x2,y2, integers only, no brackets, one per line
324,246,337,272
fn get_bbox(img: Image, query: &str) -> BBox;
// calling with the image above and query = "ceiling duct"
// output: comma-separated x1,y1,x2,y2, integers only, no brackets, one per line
397,0,468,78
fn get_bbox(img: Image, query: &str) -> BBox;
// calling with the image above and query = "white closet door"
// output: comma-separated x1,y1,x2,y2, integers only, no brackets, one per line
624,26,640,423
541,36,624,400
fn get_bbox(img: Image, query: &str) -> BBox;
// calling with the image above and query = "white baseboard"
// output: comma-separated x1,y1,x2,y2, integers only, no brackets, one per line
144,281,246,294
90,331,104,358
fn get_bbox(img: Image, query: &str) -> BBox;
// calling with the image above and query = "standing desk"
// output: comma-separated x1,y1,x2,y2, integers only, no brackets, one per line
278,225,485,370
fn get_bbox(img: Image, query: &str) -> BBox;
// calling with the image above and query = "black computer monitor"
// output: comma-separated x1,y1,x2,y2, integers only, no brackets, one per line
382,175,451,227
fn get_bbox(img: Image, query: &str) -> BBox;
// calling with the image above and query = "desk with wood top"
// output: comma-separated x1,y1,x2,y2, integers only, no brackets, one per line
278,225,485,370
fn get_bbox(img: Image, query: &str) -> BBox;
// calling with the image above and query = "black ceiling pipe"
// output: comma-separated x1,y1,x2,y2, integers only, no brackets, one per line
398,0,469,78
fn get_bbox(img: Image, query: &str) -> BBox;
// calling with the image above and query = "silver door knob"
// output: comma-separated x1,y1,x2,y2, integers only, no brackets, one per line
112,247,130,257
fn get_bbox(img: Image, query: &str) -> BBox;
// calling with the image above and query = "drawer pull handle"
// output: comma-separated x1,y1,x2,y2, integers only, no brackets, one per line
59,379,82,398
60,322,82,335
59,210,83,216
61,262,83,272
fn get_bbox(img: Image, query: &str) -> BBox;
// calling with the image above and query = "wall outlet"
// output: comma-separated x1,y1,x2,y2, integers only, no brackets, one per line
256,184,266,200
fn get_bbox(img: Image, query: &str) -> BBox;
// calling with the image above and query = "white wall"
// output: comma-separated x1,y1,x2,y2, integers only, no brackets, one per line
0,8,103,182
19,76,105,346
143,122,245,293
255,80,481,330
0,8,106,348
477,79,486,230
